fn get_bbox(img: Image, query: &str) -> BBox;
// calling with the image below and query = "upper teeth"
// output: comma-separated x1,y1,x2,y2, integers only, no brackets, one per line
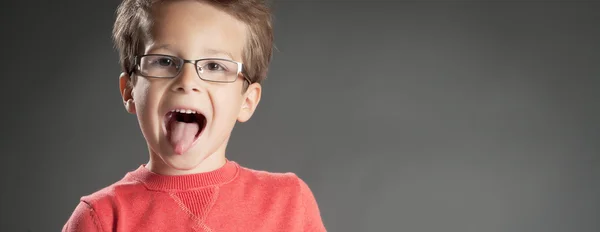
172,109,197,114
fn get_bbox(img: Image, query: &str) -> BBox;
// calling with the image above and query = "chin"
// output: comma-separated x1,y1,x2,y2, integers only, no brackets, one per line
159,147,210,171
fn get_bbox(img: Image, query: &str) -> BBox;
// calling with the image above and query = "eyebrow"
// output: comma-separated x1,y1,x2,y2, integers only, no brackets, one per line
147,43,173,53
148,44,235,60
202,48,235,60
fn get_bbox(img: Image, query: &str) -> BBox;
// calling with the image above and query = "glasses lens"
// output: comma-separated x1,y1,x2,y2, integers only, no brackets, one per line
197,59,240,82
139,55,181,78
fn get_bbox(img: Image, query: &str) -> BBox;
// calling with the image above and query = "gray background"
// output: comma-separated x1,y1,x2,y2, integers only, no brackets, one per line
1,1,599,231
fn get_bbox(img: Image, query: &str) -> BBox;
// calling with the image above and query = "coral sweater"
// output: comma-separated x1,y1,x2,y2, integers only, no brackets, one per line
62,160,327,231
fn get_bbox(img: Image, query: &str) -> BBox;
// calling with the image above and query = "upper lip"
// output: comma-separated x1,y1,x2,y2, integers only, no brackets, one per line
165,106,206,116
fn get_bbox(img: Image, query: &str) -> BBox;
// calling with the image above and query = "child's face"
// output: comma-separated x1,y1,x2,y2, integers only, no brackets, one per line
119,0,260,173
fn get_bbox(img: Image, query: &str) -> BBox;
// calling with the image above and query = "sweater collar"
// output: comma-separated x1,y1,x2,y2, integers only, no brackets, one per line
127,160,239,191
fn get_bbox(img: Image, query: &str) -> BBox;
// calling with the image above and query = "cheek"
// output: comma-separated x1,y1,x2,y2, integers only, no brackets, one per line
133,80,162,118
132,82,149,111
212,88,244,122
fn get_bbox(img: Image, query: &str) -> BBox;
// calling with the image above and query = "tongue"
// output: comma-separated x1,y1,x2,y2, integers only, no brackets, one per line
169,121,199,155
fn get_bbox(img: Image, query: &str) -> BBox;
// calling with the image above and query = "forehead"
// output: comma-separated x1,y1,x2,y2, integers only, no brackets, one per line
144,0,247,61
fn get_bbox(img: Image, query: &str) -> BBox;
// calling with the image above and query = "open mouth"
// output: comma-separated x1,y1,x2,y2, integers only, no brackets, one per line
165,109,207,155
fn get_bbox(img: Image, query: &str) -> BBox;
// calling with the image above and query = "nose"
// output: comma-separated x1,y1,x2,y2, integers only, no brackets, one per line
171,62,202,93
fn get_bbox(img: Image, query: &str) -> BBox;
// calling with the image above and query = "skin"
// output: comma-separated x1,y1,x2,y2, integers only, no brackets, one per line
118,0,261,175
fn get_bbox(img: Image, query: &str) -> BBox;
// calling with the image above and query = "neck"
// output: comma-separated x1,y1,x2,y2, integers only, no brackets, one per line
146,148,227,176
129,157,238,191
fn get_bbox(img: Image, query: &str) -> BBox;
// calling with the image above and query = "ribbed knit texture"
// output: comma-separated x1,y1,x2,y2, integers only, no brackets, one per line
62,160,327,232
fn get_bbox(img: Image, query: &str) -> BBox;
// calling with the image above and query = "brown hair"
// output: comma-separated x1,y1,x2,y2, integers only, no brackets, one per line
112,0,274,85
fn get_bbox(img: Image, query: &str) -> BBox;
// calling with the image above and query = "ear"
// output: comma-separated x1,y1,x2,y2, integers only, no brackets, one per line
237,82,262,123
119,72,136,114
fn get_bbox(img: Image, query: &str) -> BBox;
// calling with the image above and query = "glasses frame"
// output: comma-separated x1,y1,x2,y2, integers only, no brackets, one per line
130,54,251,84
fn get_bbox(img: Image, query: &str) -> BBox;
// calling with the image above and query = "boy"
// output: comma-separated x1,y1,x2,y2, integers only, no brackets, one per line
62,0,327,231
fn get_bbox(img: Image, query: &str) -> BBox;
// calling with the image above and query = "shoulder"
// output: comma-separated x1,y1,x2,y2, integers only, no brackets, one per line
63,171,144,232
237,165,305,191
234,164,327,231
69,171,145,221
233,164,319,204
80,174,144,208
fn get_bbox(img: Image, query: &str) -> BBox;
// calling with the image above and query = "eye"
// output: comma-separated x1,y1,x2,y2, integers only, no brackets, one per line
156,57,174,67
205,62,225,71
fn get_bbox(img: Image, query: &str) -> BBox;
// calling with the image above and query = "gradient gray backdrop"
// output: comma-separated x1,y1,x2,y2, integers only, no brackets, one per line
1,1,599,231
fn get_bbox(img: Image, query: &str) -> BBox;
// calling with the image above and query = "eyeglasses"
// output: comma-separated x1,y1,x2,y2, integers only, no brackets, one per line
131,54,251,84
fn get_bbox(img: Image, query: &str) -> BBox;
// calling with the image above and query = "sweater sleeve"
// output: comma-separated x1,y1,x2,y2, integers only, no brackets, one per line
299,178,327,232
62,201,103,232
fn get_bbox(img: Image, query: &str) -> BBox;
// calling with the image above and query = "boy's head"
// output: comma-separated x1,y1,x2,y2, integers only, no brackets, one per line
112,0,273,174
